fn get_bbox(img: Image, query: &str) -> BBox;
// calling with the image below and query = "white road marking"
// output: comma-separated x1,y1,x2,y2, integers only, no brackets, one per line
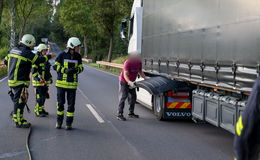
86,104,105,123
0,76,7,83
78,88,106,123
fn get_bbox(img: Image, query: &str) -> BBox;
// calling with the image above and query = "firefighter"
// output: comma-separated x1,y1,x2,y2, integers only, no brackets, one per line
234,77,260,160
117,52,146,121
4,34,56,128
53,37,83,130
32,44,53,117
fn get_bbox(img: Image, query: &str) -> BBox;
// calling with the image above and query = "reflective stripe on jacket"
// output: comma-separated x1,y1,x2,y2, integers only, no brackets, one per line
4,45,51,87
32,53,52,87
53,51,83,89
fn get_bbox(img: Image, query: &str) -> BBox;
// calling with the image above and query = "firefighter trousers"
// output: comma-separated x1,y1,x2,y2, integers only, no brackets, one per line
34,86,48,116
11,85,26,124
56,87,76,125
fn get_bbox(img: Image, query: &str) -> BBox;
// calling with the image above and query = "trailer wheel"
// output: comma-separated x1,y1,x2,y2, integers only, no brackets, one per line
153,94,164,121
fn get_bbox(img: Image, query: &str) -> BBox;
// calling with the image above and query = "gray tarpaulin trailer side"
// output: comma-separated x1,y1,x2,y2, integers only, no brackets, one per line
142,0,260,92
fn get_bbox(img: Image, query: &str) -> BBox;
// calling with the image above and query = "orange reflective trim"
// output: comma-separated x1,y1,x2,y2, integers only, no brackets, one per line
166,102,192,109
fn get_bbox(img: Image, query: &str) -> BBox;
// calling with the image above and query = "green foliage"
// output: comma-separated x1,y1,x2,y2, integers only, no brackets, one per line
57,0,132,61
0,46,8,59
58,0,95,56
16,0,53,40
0,0,133,61
59,0,92,37
0,66,7,78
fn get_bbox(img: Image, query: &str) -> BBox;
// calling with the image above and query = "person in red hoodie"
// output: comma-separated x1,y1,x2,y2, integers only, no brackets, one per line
117,53,146,121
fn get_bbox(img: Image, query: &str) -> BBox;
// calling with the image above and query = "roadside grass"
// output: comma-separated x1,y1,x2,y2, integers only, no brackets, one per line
84,56,129,76
84,62,121,76
111,56,127,64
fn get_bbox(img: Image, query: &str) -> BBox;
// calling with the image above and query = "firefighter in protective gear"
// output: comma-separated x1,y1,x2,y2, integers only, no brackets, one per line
234,77,260,160
32,44,53,117
4,34,56,128
53,37,83,130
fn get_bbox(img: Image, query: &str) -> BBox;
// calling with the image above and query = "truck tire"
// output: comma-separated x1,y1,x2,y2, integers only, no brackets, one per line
153,94,164,121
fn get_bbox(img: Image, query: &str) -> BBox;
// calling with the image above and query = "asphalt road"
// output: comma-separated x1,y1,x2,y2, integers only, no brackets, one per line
0,65,234,160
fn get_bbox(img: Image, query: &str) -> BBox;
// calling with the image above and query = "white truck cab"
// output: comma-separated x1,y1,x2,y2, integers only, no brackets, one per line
121,0,143,55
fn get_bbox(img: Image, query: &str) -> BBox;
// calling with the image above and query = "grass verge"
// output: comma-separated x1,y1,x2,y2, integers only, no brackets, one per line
84,56,127,76
84,62,121,76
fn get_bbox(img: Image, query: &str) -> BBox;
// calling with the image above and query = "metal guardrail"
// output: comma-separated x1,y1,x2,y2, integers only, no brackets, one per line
96,61,123,69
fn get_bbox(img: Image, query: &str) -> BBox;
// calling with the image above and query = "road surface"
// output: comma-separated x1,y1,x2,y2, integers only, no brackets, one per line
0,66,234,160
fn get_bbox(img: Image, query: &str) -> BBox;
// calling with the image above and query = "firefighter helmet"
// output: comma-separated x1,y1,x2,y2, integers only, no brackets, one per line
20,34,36,47
67,37,81,49
37,44,48,52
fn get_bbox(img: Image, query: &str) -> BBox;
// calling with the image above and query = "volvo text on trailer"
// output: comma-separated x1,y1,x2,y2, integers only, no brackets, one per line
121,0,260,134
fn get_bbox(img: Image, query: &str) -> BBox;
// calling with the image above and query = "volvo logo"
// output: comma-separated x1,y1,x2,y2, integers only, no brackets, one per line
166,112,192,117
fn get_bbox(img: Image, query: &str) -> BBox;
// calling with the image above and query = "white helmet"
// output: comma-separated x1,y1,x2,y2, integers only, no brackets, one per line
37,44,48,52
67,37,81,49
20,34,36,47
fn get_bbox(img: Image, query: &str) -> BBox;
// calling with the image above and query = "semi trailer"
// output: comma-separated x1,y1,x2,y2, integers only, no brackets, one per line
121,0,260,134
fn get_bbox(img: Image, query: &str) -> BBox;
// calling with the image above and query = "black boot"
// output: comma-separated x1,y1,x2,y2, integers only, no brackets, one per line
13,112,31,128
128,112,139,118
16,119,31,128
65,117,73,130
117,114,126,121
56,115,63,129
42,109,49,116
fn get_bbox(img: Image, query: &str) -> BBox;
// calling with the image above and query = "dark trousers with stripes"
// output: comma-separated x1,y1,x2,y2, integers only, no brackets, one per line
118,82,137,115
57,87,76,125
11,85,26,123
35,86,48,113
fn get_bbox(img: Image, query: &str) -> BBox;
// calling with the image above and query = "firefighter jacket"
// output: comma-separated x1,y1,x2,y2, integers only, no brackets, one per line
32,52,53,87
53,50,83,89
4,45,52,87
234,77,260,160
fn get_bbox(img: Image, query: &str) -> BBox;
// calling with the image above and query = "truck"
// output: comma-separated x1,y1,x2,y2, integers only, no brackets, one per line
121,0,260,134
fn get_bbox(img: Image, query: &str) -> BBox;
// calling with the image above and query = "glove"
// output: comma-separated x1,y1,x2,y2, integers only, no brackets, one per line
64,68,74,74
128,81,136,88
72,68,79,74
40,79,46,85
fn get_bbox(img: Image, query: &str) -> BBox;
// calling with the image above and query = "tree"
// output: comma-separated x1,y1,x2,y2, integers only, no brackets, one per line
0,0,4,24
16,0,52,40
92,0,119,62
92,0,133,62
59,0,94,57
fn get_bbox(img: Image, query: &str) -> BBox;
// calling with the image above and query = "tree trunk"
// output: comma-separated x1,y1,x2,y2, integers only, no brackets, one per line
107,37,113,62
0,0,4,24
83,35,88,58
10,0,16,48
